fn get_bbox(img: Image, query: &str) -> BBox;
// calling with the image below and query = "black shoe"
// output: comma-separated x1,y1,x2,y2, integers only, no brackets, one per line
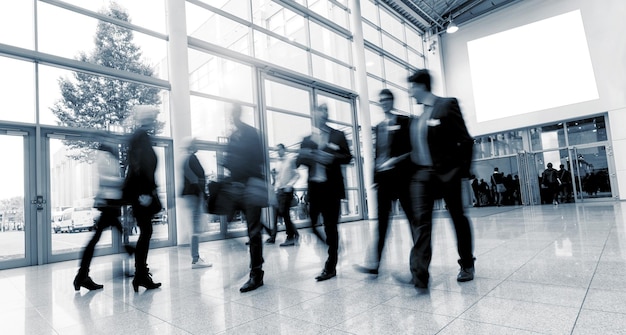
240,272,264,292
457,267,475,282
353,264,379,275
265,237,275,244
315,269,336,281
132,272,161,292
279,237,296,247
73,274,103,291
457,259,475,282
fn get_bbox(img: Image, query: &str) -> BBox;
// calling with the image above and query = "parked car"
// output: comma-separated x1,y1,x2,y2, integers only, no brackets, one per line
60,207,97,233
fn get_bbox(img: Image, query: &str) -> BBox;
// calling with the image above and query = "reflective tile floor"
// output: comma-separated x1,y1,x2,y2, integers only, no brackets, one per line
3,202,626,334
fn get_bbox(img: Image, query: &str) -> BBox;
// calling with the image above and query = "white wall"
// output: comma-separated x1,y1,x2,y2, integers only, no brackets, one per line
440,0,626,199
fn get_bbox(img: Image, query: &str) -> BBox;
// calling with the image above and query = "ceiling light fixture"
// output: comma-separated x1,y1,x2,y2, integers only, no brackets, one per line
446,19,459,34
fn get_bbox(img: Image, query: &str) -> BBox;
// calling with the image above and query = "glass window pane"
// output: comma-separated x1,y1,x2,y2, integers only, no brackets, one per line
0,0,33,49
38,2,168,80
38,65,170,136
408,49,425,69
309,21,351,64
188,49,254,103
253,2,306,45
195,0,250,21
0,57,35,123
312,54,352,90
187,3,251,56
54,0,166,34
406,26,423,53
362,21,380,47
364,48,382,78
382,33,407,62
309,0,349,30
384,58,409,90
265,80,311,115
567,116,607,145
530,124,566,151
367,76,384,104
254,30,308,75
473,136,493,159
361,0,378,26
190,96,255,142
317,96,352,125
389,86,410,114
0,134,26,260
266,111,312,148
380,9,404,41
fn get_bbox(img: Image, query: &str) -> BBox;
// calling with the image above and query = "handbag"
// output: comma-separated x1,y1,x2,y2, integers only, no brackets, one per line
290,194,299,207
207,179,243,215
146,191,163,216
245,177,269,208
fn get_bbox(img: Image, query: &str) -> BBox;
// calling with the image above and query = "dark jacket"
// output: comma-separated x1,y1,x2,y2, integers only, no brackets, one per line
182,153,205,196
224,122,264,183
374,114,413,184
424,97,474,180
296,127,352,200
123,126,158,212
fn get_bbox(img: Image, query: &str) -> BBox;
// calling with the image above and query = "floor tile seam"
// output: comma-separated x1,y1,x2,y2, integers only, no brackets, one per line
435,317,545,335
570,226,614,335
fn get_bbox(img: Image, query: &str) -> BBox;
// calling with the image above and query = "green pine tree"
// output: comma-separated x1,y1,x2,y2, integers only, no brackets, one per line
51,2,163,162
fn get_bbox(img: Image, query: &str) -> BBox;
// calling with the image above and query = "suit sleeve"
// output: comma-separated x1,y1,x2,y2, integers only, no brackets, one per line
448,99,474,177
327,130,352,165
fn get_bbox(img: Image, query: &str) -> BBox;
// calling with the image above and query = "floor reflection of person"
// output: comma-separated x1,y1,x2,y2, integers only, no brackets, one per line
123,105,162,292
297,103,352,282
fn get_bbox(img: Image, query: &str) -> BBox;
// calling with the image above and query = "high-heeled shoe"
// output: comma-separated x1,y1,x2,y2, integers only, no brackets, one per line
73,274,104,291
132,272,161,292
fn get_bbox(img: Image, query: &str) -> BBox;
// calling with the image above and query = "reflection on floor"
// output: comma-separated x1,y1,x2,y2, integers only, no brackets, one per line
2,202,626,334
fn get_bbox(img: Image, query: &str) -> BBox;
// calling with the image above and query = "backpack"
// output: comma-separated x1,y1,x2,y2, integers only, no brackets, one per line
544,169,557,185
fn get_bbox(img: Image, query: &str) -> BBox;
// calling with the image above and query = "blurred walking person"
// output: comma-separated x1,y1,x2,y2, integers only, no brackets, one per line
297,103,352,281
354,89,413,275
73,140,132,291
182,138,212,269
222,104,267,292
270,143,300,247
406,69,475,289
123,105,162,292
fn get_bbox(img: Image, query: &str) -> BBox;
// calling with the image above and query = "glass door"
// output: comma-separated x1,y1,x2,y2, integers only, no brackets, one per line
0,127,34,269
569,146,614,201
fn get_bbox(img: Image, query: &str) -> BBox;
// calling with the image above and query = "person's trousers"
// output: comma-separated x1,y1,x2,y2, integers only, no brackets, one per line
376,177,413,265
134,212,153,274
235,198,264,275
409,168,474,284
79,207,123,273
308,181,341,272
272,189,297,238
185,194,203,262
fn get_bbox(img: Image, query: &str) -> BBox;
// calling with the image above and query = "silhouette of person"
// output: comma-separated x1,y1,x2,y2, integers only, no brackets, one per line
222,104,267,292
123,105,162,292
354,89,413,275
73,141,133,291
182,138,212,269
270,143,300,246
542,162,559,205
297,103,352,282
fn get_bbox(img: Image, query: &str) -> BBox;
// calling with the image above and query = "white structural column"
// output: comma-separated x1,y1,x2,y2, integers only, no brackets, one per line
166,0,193,245
350,0,377,219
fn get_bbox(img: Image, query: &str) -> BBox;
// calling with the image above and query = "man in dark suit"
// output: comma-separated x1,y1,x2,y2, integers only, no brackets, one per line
354,89,414,275
407,69,475,289
223,104,267,292
297,103,352,281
